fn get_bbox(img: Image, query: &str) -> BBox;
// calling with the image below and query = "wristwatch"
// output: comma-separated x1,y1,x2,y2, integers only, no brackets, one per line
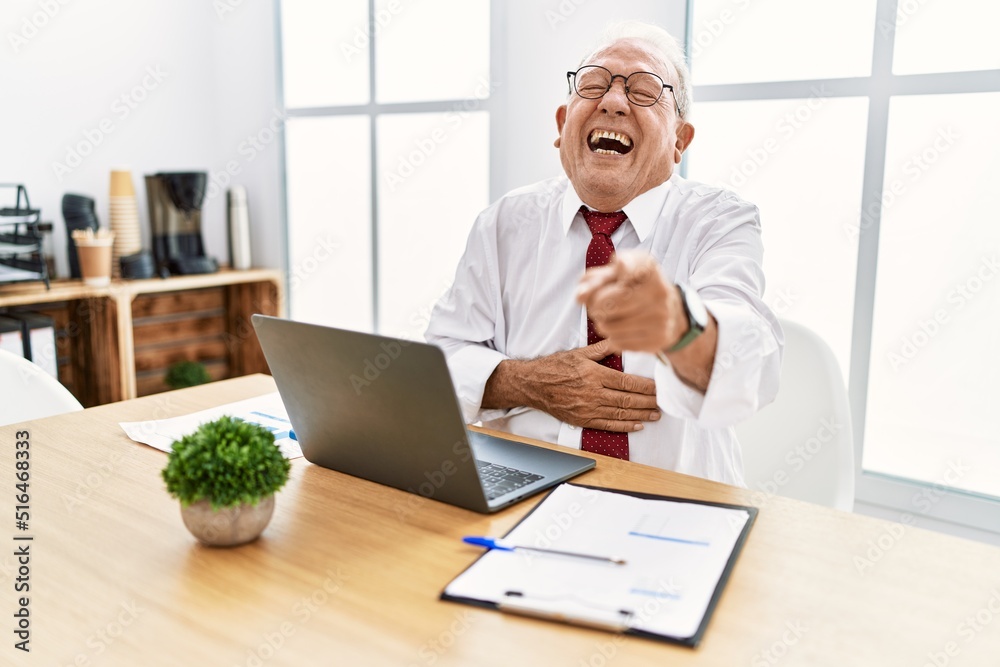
658,283,709,360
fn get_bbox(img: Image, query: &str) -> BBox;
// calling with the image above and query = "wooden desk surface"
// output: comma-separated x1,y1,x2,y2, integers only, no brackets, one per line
2,375,999,666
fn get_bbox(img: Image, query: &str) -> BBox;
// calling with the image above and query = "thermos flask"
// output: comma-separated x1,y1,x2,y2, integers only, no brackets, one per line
227,186,252,270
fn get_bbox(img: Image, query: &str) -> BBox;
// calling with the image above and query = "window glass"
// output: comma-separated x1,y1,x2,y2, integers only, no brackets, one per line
864,92,1000,497
892,0,1000,75
281,0,370,107
690,0,877,85
375,0,490,103
376,111,490,339
686,97,870,379
286,116,373,331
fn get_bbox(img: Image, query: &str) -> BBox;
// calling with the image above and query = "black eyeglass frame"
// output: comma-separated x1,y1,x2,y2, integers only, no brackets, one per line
566,65,679,112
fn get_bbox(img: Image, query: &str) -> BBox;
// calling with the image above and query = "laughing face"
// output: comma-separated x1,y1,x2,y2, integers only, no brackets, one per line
555,39,694,212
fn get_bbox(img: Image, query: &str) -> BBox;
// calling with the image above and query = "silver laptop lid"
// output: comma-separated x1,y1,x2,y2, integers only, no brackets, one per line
252,315,491,511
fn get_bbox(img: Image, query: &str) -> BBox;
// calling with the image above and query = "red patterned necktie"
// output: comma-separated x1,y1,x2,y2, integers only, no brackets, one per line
579,206,630,460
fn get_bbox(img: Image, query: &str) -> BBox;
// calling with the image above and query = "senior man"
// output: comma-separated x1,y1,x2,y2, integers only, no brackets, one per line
426,21,782,486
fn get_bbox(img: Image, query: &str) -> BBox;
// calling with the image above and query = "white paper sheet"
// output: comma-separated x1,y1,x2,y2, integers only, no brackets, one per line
445,483,750,641
119,392,302,459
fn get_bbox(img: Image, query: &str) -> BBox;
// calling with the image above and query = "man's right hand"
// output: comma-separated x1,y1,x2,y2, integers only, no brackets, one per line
481,340,660,433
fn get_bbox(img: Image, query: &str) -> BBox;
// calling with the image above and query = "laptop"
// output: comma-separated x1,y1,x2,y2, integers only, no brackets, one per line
252,315,595,513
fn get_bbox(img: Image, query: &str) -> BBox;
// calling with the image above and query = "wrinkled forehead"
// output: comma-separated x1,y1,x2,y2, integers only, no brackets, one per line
582,38,676,85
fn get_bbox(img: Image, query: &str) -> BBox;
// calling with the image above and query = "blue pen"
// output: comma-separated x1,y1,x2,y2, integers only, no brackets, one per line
463,536,626,565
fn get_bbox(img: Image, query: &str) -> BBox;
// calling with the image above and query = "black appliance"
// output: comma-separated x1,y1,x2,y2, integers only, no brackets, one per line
144,172,218,276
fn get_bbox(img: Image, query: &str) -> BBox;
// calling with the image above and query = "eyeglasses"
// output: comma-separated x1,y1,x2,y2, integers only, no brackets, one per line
566,65,677,111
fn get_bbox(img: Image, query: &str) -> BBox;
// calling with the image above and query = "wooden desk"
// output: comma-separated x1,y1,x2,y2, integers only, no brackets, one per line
3,375,999,666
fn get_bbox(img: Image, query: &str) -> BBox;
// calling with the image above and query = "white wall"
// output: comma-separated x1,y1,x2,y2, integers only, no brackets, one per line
0,0,284,278
493,0,688,197
1,0,686,283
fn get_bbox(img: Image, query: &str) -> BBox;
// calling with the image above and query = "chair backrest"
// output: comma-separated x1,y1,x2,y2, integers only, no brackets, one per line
735,319,855,510
0,349,84,426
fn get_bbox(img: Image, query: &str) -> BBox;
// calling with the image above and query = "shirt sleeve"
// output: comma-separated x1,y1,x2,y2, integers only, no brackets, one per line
425,210,511,424
655,199,784,428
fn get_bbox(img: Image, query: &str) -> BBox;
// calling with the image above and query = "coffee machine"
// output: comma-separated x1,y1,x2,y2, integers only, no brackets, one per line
145,172,218,276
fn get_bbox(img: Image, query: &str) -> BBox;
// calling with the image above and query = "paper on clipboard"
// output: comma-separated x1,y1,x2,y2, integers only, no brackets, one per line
443,483,753,644
119,392,302,459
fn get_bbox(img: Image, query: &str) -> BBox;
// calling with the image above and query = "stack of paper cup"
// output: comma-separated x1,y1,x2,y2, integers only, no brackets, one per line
109,169,142,278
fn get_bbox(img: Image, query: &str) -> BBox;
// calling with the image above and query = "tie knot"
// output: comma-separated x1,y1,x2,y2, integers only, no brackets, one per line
580,206,627,237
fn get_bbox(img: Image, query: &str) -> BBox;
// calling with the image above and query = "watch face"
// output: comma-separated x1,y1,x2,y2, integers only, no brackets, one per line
682,284,709,329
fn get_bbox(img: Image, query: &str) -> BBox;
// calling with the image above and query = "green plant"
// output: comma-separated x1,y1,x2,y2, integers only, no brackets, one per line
165,360,212,390
161,416,291,509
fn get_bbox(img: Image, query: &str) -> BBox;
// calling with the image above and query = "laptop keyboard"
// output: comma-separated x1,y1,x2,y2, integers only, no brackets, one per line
476,460,545,500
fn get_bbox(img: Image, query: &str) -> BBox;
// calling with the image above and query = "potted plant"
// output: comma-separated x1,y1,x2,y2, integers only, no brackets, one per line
161,416,291,547
165,360,212,390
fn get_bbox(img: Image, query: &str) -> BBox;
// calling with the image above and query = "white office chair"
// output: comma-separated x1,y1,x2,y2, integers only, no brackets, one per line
0,349,83,427
735,319,855,511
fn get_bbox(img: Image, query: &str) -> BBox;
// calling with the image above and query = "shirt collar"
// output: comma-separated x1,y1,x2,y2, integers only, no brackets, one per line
559,176,673,242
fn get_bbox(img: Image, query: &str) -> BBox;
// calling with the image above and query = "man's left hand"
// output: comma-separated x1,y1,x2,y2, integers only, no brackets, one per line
576,249,686,353
577,249,718,393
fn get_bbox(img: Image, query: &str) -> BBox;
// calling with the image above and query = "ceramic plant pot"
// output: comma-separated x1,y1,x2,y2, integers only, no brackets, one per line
180,494,275,547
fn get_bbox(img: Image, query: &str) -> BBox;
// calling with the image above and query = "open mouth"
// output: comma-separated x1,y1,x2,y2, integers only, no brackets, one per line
588,129,633,155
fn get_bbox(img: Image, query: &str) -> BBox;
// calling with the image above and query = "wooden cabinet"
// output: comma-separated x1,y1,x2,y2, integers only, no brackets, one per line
0,269,283,406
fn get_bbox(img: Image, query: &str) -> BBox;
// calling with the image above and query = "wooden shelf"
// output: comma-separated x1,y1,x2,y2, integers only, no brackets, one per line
0,268,284,406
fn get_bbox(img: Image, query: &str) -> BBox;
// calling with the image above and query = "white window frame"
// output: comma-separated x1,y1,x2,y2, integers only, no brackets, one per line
685,0,1000,533
275,0,502,332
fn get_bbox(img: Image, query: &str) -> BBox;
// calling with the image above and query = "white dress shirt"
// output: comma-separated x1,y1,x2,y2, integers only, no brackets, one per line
425,174,783,486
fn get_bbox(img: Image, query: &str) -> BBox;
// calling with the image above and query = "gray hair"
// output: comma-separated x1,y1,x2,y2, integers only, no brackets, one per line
576,21,692,119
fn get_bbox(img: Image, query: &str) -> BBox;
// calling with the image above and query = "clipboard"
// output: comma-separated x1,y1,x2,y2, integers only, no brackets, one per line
441,483,757,647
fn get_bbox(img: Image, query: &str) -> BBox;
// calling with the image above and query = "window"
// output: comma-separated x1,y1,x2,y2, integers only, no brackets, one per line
686,0,1000,529
280,0,491,338
864,92,1000,499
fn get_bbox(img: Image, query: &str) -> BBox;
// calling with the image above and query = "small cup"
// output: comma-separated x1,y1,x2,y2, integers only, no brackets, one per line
75,236,115,287
109,169,136,197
